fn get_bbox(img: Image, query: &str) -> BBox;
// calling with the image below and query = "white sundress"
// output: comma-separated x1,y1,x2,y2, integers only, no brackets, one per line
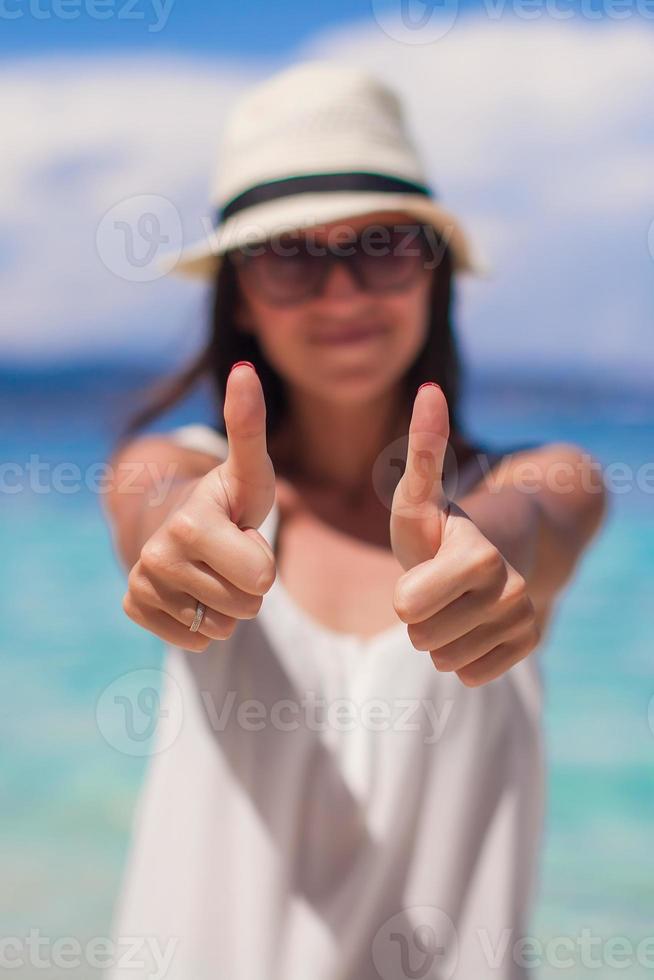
106,423,546,980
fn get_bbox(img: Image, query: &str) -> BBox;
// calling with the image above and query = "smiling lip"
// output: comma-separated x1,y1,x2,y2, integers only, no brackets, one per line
312,325,387,345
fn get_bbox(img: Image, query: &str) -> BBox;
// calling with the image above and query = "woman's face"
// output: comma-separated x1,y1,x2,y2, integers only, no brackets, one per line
233,210,435,406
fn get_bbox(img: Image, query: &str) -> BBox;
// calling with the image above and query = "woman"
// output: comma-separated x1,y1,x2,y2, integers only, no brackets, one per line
104,62,607,979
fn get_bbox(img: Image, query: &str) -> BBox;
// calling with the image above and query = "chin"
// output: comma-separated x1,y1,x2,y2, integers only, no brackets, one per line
305,364,405,405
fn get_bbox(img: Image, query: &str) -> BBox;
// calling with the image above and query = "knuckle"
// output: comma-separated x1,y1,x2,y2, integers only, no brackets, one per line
505,643,529,671
432,651,455,671
167,509,201,548
255,559,276,594
393,584,415,623
216,617,237,639
504,635,532,668
186,635,212,653
474,544,503,579
503,591,533,633
139,540,168,575
525,620,541,651
457,666,485,688
121,591,136,619
407,621,430,651
525,591,537,617
122,592,149,630
515,591,537,632
127,568,152,604
240,593,263,619
126,564,140,594
500,637,520,660
521,595,537,629
504,572,528,605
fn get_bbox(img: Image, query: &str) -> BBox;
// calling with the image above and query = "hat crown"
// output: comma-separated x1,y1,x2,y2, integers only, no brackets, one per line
213,61,428,206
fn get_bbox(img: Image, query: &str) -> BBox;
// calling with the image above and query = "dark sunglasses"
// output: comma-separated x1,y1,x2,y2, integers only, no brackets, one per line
227,222,442,306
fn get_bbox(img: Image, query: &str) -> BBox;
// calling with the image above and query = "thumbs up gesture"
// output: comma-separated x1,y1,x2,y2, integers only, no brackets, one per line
390,383,539,687
124,362,277,652
218,361,277,533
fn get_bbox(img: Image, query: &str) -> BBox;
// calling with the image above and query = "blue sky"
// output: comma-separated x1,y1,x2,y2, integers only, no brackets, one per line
2,3,653,379
3,0,651,55
4,0,379,55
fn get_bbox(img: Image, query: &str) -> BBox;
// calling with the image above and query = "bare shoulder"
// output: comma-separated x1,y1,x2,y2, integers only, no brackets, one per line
487,439,609,545
485,439,601,481
108,433,223,481
493,439,605,489
104,431,224,523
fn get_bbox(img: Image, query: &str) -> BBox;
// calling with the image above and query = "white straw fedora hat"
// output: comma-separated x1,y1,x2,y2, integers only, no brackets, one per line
170,60,488,279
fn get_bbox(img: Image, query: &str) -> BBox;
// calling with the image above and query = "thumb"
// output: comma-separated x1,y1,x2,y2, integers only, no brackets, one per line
220,361,276,531
390,382,450,571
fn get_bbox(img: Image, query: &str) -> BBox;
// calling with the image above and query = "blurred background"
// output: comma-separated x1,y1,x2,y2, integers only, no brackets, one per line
1,1,653,976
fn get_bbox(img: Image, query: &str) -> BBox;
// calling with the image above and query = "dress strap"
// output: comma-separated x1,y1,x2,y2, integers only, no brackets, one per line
167,423,281,547
258,497,281,554
166,423,229,459
165,424,543,540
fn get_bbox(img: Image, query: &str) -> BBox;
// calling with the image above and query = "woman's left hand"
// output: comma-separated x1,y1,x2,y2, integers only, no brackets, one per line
390,383,541,687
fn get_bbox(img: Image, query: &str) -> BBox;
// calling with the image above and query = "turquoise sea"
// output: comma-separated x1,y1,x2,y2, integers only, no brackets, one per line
2,366,653,978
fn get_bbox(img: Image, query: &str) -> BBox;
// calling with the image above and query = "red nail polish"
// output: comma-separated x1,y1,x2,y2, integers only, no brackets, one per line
230,360,255,374
418,382,442,392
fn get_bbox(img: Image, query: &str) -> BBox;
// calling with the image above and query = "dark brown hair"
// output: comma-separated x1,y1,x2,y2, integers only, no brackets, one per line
115,241,476,465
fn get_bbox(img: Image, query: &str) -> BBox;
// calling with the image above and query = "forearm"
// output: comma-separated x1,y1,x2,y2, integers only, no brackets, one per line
456,484,566,612
457,484,539,581
457,443,608,628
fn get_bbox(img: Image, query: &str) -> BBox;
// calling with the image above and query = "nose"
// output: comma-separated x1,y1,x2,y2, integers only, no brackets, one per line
316,256,363,301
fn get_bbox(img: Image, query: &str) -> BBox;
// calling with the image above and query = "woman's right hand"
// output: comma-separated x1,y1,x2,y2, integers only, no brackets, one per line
122,363,277,652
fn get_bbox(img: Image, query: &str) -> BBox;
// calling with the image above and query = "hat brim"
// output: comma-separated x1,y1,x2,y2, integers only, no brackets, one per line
165,192,491,280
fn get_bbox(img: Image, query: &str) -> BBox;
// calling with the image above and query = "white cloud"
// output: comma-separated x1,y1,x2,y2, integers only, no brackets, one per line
0,55,265,362
0,20,652,378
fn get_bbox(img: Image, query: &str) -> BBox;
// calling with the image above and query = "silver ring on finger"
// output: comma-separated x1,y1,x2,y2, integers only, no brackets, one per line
189,600,206,633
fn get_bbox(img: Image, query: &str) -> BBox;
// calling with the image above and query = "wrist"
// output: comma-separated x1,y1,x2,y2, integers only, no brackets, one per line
457,484,543,581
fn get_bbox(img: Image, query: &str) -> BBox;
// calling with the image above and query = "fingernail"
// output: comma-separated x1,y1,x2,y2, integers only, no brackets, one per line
230,360,256,374
418,382,442,393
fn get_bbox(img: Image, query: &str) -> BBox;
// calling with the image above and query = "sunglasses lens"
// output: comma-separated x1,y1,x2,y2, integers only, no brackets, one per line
354,226,432,291
231,225,435,303
234,237,324,305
